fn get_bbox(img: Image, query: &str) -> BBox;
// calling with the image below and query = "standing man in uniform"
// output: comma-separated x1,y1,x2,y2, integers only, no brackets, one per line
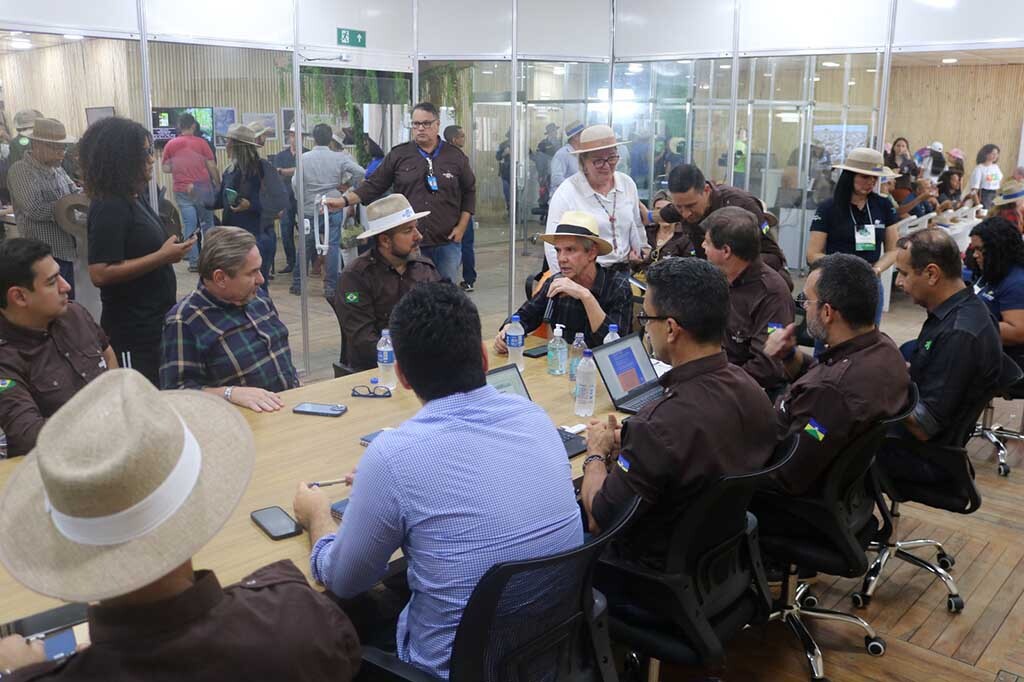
334,195,440,372
703,207,795,394
271,123,308,274
0,239,115,458
443,125,477,292
327,103,475,284
550,120,585,192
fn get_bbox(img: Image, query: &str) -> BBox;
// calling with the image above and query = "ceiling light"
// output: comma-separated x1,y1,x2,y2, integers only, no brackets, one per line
10,40,31,50
552,66,565,75
813,76,821,82
763,73,772,77
866,68,877,73
719,64,731,70
676,60,692,65
822,61,840,68
63,34,84,40
942,57,958,64
9,31,24,36
848,80,856,86
699,83,710,90
627,63,643,73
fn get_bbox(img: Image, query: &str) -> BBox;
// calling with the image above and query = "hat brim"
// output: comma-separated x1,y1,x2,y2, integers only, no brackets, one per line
25,133,76,145
54,193,90,240
540,231,614,256
226,135,263,148
0,390,254,603
569,140,630,155
831,163,888,177
357,210,431,240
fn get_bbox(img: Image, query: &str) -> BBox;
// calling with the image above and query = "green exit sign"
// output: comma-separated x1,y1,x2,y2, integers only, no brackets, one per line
337,28,367,48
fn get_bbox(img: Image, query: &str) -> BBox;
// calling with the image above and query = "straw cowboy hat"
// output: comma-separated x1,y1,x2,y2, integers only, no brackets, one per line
358,194,430,240
24,118,76,145
992,179,1024,207
569,124,629,155
54,193,91,243
540,210,613,256
225,122,262,147
0,369,254,602
247,121,269,138
565,120,585,139
13,109,42,132
831,147,889,177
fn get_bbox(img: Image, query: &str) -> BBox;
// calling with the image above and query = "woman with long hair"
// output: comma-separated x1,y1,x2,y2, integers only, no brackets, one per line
640,190,700,268
884,136,917,198
80,117,192,385
970,216,1024,361
936,168,965,211
970,143,1002,209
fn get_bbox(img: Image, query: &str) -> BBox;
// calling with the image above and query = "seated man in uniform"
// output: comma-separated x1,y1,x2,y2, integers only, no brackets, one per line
160,227,299,413
494,211,633,353
656,163,792,290
761,253,911,495
702,207,795,394
333,194,440,372
0,238,115,457
878,229,1002,483
580,257,777,566
0,370,360,681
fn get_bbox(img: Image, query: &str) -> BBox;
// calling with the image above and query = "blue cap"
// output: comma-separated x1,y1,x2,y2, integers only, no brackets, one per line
609,324,618,332
511,314,520,322
583,349,593,357
370,377,379,384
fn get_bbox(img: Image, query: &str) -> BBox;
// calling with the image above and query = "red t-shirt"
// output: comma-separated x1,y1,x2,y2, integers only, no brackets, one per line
162,135,215,192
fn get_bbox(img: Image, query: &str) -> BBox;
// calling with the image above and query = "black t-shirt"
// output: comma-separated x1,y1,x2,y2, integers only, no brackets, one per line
87,196,177,347
810,193,896,264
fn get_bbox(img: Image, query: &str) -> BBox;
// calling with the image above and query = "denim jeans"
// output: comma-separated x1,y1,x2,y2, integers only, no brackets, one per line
255,229,276,289
460,217,476,285
175,191,213,267
280,202,297,268
294,210,343,299
420,241,463,283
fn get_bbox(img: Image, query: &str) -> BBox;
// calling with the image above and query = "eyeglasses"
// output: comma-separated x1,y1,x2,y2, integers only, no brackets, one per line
795,293,821,310
590,155,620,169
351,385,392,398
411,120,438,128
636,312,670,326
143,146,154,157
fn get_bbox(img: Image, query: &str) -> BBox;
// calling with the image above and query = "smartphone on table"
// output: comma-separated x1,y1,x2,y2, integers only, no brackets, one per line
251,506,302,540
293,402,347,417
524,346,548,359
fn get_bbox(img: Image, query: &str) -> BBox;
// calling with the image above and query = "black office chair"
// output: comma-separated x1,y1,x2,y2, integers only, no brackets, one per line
971,357,1024,476
861,356,1023,613
359,497,642,682
756,422,893,681
595,434,799,681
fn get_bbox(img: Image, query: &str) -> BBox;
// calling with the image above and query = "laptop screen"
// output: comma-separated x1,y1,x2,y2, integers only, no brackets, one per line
485,364,532,401
592,334,659,402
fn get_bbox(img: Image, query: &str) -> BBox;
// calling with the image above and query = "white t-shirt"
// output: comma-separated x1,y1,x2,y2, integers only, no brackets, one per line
545,171,646,272
970,163,1003,191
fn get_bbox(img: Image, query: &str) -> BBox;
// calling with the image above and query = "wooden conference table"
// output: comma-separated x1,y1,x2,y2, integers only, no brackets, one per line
0,341,625,624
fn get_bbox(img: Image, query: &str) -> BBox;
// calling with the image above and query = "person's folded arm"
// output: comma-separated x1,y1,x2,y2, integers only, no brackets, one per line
738,292,795,387
0,365,46,457
908,329,984,441
998,309,1024,346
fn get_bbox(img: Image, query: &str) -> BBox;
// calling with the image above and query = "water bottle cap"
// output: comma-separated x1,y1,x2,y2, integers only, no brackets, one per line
609,324,618,332
583,349,593,357
575,332,585,340
511,315,520,322
381,329,390,337
370,377,379,384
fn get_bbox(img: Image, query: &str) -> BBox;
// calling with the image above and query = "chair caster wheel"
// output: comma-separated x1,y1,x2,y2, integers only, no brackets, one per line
851,592,870,608
866,635,886,656
798,591,819,608
998,462,1011,477
947,595,965,613
937,552,955,571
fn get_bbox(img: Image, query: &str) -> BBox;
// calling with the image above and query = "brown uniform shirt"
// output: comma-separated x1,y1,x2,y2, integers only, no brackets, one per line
660,182,792,288
354,139,476,247
592,352,776,566
9,560,361,682
725,258,796,392
334,247,441,371
643,223,700,261
771,329,910,495
0,303,109,458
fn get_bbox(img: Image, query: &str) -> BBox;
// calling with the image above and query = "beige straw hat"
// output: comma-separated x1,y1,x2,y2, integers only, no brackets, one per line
226,122,262,147
359,194,430,240
24,118,76,144
540,210,613,256
831,147,889,177
0,369,254,602
569,124,630,155
13,109,43,132
992,179,1024,207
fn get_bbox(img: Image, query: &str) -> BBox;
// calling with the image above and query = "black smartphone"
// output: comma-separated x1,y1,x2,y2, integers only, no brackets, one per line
293,402,347,417
524,346,548,359
251,506,302,540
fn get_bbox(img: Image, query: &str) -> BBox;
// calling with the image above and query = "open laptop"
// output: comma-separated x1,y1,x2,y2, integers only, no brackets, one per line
591,333,664,415
485,364,587,457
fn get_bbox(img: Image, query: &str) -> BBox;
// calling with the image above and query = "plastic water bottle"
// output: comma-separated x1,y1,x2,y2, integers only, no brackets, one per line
377,329,396,389
569,332,587,382
603,324,620,345
574,350,597,417
547,324,568,376
506,314,525,372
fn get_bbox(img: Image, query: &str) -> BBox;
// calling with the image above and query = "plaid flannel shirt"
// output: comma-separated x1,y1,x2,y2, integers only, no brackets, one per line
160,285,299,392
7,153,78,261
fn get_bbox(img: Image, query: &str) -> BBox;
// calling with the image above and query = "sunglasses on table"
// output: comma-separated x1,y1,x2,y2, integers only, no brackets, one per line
351,384,393,398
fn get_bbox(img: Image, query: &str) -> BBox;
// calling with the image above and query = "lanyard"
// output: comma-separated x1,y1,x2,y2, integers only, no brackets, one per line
592,188,619,253
849,200,874,228
418,140,443,174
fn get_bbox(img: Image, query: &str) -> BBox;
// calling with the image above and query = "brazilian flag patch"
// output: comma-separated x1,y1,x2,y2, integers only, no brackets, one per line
617,454,631,472
0,379,16,393
767,322,784,335
804,418,827,442
344,292,360,304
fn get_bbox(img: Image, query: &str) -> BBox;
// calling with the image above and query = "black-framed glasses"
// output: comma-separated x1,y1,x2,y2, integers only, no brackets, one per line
795,293,821,311
636,312,670,326
351,385,392,398
590,155,620,169
411,119,438,128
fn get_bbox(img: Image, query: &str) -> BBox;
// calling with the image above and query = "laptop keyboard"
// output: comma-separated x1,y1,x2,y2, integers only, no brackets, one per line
620,389,662,412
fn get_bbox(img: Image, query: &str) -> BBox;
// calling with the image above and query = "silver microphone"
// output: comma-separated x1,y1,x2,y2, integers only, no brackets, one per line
543,273,564,323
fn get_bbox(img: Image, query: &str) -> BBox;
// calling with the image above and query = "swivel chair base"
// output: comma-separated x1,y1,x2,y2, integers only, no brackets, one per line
971,400,1021,476
770,567,885,681
853,501,963,613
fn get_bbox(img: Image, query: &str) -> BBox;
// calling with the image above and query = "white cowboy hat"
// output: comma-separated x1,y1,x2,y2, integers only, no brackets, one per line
0,369,254,602
569,124,630,155
359,194,430,240
831,147,889,177
540,210,613,256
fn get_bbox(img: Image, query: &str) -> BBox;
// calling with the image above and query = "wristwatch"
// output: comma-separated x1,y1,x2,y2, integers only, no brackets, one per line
341,194,350,208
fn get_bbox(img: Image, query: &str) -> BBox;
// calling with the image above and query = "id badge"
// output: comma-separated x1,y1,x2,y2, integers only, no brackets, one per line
426,174,439,192
854,224,877,252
